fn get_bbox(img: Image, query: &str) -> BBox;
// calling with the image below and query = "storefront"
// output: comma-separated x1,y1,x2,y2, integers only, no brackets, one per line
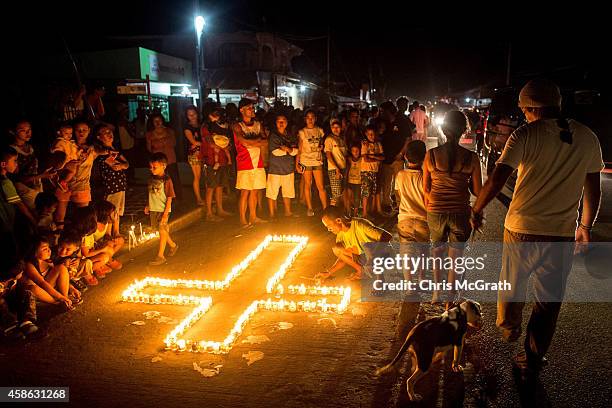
58,47,197,123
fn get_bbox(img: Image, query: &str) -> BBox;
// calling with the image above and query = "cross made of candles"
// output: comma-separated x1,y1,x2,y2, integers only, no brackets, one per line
121,235,352,354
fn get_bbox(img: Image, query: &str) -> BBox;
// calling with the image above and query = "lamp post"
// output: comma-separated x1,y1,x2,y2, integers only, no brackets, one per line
194,15,205,108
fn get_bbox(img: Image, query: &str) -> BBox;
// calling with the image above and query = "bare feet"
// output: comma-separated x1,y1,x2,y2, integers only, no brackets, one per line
217,211,233,217
251,217,268,224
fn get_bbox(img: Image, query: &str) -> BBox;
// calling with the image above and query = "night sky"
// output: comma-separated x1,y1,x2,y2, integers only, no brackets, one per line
8,1,609,101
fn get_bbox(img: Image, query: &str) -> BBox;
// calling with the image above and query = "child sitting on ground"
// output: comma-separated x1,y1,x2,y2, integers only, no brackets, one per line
91,200,124,270
23,236,80,310
71,206,113,279
54,230,97,290
1,261,38,339
145,152,178,266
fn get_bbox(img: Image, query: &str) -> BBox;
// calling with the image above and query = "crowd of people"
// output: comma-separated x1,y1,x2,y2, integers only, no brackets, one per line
320,79,603,377
0,79,604,379
0,90,429,339
0,117,131,339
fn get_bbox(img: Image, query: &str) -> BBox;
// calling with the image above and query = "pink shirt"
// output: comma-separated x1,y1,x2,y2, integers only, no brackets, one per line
410,109,427,134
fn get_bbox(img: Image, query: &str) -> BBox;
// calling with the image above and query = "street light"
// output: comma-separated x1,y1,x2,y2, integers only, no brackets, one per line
195,16,205,38
194,15,206,107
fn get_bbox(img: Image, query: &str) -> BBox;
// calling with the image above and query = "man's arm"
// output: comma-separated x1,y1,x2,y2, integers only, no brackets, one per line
161,197,172,223
422,151,432,209
233,123,265,147
471,163,514,219
581,172,602,227
576,172,602,250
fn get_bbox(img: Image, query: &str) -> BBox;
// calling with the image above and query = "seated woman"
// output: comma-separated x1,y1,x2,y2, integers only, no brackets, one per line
23,236,80,310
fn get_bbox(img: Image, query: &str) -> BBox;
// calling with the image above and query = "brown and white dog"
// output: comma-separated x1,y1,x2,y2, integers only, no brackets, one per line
375,300,483,401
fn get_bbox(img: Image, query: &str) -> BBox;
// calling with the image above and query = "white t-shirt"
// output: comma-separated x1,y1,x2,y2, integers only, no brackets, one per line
324,135,347,170
298,127,325,167
497,119,604,237
360,140,383,173
395,169,427,222
238,121,263,169
348,158,362,185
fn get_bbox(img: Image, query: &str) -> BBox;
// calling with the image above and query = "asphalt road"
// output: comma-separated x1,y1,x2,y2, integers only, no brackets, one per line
0,172,610,407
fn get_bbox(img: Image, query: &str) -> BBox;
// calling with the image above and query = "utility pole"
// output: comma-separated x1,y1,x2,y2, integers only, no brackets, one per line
327,25,331,99
368,63,373,104
194,0,205,108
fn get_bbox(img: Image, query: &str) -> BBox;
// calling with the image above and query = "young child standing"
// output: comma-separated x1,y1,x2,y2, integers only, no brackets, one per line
344,144,363,216
360,125,384,218
200,116,233,222
145,153,178,266
324,119,347,207
395,140,429,278
94,125,129,235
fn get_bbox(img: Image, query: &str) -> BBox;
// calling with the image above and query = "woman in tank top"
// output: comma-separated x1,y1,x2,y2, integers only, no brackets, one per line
423,110,482,306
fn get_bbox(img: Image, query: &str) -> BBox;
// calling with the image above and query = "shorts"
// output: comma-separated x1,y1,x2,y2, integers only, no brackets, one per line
347,183,360,202
427,211,472,249
266,173,295,199
105,191,126,216
236,168,266,190
205,165,230,189
150,211,170,233
328,170,344,201
55,188,91,204
188,151,203,166
397,217,430,243
302,165,323,171
360,171,378,198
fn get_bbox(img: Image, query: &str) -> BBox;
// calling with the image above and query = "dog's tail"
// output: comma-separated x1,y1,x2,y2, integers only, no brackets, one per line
374,326,417,376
